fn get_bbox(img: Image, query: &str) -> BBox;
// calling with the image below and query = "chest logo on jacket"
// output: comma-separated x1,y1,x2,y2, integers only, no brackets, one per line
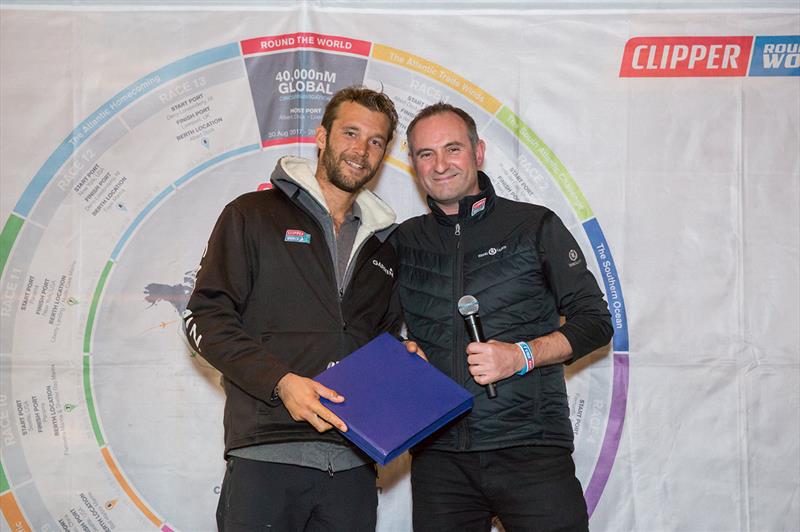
372,259,394,278
477,244,507,259
470,198,486,217
284,229,311,244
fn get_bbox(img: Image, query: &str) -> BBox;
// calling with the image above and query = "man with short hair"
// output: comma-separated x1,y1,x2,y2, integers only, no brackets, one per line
392,102,613,531
184,87,408,531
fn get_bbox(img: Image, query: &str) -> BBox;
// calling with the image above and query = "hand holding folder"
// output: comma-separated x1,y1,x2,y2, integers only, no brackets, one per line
314,333,474,465
276,372,348,433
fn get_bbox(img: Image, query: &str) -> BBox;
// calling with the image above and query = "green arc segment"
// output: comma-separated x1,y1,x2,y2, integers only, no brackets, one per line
83,261,115,354
0,215,25,280
497,107,594,221
84,354,105,447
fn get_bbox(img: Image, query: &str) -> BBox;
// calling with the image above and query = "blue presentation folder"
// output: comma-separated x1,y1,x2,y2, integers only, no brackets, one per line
315,333,474,465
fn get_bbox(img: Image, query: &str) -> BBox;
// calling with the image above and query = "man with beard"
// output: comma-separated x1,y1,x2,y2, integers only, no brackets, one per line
184,87,414,531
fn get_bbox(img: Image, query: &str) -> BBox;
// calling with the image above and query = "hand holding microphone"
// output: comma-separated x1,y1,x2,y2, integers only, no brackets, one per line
459,295,535,399
458,295,498,399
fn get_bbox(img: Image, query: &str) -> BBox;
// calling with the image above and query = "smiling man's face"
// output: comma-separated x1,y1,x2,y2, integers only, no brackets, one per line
408,111,485,214
316,100,391,193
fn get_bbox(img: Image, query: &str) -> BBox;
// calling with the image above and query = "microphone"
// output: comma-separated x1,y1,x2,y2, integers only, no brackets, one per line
457,295,497,399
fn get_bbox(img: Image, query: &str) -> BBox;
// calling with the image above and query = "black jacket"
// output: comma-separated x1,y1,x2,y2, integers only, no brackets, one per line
184,156,401,456
392,173,613,452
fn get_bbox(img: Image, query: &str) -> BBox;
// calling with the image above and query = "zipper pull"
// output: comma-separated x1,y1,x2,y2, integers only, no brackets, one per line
328,461,334,477
455,223,461,237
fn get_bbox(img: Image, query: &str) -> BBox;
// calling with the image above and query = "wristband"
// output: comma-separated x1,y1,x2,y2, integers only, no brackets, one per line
516,341,535,376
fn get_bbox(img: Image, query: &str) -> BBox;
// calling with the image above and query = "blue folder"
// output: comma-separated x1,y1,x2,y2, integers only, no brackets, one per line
315,333,474,465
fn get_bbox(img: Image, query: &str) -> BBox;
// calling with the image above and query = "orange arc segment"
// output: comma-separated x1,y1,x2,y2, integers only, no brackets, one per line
101,447,162,528
1,492,31,532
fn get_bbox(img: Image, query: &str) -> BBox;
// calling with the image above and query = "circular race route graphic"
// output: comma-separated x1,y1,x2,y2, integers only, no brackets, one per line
0,32,629,532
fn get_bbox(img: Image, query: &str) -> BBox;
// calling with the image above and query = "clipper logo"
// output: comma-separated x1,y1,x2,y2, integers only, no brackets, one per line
471,198,486,217
372,259,394,278
620,36,752,77
620,35,799,77
284,229,311,244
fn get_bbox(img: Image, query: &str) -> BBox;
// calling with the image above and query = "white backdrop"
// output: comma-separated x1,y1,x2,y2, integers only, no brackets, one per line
1,3,798,531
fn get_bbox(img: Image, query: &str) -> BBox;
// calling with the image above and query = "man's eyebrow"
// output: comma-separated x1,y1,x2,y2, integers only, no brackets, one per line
342,124,387,141
414,140,464,155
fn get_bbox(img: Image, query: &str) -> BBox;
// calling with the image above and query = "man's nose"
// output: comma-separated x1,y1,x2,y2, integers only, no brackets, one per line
434,154,448,173
353,138,369,156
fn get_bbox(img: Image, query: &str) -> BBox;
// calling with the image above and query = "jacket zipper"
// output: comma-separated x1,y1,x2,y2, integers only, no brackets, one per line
330,216,347,343
452,222,470,450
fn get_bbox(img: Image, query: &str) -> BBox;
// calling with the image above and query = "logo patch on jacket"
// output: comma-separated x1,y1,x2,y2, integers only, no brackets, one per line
284,229,311,244
372,259,394,278
477,244,507,259
568,249,583,267
471,198,486,217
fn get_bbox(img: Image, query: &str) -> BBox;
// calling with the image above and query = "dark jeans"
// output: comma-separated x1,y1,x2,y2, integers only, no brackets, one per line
217,456,377,531
411,446,589,532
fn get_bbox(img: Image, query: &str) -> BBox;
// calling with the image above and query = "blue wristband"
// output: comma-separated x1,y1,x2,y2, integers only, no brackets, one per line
516,341,535,376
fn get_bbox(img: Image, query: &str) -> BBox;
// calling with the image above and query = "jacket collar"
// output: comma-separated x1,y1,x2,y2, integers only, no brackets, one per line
427,171,496,226
271,155,396,234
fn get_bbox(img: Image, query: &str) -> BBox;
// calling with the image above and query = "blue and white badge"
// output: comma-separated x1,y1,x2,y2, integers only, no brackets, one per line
284,229,311,244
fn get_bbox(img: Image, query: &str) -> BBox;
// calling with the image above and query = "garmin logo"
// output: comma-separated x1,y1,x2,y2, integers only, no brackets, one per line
477,245,507,259
372,259,394,278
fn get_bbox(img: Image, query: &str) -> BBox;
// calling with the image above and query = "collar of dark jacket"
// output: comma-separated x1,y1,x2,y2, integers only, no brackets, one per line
427,171,496,226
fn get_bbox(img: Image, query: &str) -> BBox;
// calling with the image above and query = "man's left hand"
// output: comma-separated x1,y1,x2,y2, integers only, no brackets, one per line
403,340,428,361
466,340,524,385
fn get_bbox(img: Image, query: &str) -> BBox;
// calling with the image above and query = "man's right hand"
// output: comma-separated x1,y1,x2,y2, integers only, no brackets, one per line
276,373,348,433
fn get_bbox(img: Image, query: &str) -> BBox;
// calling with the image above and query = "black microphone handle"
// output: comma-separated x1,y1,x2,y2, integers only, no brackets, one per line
464,314,498,399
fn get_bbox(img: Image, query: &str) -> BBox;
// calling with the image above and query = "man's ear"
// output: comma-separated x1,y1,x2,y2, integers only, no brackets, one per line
406,147,418,177
315,126,327,151
475,139,486,168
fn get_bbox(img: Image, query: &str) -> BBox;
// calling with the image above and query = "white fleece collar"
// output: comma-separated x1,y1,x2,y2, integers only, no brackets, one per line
277,156,396,233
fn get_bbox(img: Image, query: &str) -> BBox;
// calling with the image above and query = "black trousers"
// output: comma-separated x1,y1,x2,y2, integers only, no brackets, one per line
216,456,377,531
411,446,589,532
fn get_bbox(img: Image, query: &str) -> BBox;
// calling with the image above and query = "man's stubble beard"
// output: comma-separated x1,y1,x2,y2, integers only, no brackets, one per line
321,141,380,194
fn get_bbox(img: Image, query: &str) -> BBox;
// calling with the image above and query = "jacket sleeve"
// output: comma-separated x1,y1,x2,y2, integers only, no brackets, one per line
183,203,290,404
536,210,614,362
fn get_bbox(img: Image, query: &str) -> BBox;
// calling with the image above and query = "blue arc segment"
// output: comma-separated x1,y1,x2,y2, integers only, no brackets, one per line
583,218,628,352
174,144,260,188
14,43,241,217
110,144,260,261
111,186,175,261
